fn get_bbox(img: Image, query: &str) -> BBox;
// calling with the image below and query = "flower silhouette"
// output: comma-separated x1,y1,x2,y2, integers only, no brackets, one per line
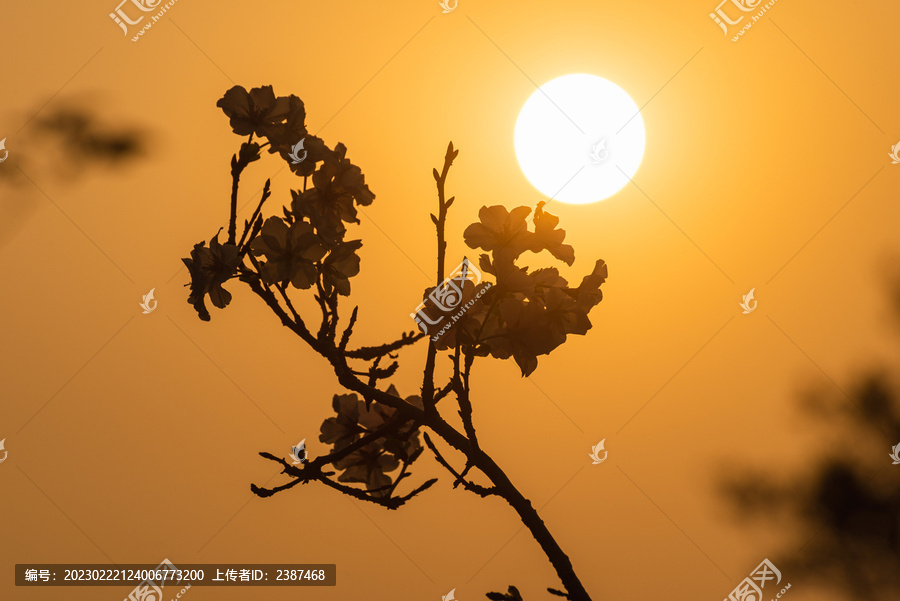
431,202,607,375
250,217,326,289
321,240,363,296
464,205,536,265
319,388,423,495
182,235,241,321
217,85,299,139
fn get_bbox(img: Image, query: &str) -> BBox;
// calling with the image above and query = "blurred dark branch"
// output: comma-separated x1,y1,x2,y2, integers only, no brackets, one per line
720,335,900,600
35,107,145,164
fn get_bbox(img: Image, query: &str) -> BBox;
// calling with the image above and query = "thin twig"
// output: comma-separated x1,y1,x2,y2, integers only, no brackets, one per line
345,331,425,360
237,178,271,250
339,307,359,352
421,142,459,415
423,433,497,498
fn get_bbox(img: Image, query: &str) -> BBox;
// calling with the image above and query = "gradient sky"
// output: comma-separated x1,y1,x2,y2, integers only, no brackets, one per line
2,1,900,600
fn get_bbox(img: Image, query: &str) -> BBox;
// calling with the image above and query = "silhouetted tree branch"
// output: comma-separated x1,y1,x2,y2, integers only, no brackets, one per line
185,85,609,601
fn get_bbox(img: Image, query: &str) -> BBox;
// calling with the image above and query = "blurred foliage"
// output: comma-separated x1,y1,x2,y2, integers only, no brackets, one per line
0,102,144,183
720,285,900,599
33,107,143,167
0,100,145,248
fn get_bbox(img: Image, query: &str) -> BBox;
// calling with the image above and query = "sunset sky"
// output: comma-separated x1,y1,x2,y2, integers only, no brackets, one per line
2,1,900,600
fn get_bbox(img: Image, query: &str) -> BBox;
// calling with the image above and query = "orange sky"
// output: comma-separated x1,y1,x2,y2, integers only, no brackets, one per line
2,1,900,600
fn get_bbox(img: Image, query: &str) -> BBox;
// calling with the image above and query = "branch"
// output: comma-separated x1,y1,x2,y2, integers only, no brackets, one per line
345,330,425,360
239,215,264,259
252,451,436,509
237,178,271,251
434,381,454,404
318,409,420,468
422,142,459,414
338,307,359,352
220,140,594,599
253,408,421,495
423,432,497,498
314,272,332,341
241,259,318,349
351,359,400,384
274,282,305,329
227,139,255,244
457,347,478,444
385,446,425,498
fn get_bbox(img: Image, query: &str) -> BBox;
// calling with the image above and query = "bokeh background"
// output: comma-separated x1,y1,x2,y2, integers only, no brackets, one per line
2,0,899,600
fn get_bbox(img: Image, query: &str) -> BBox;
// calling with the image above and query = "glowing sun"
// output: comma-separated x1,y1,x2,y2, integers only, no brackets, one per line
514,73,646,204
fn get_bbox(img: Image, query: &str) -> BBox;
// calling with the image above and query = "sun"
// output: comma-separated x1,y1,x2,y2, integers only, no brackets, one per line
514,74,646,204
